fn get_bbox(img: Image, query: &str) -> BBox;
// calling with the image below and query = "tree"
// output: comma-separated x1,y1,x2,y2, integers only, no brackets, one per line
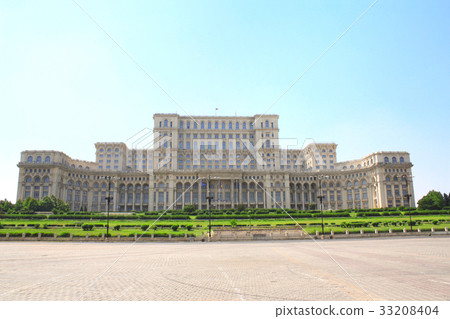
236,204,246,212
418,190,444,210
14,199,23,213
183,204,197,213
37,195,70,213
0,199,14,213
444,193,450,207
23,197,39,212
38,196,56,211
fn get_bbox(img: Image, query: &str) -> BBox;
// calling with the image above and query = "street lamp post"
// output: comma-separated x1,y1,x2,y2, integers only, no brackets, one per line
317,177,325,236
105,176,114,239
403,175,413,231
206,192,214,239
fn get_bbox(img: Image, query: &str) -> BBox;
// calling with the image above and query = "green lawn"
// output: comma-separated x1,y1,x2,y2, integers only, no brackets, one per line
0,213,449,238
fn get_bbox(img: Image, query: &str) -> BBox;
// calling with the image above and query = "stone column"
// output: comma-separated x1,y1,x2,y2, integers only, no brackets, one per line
113,185,118,211
231,179,235,208
132,187,135,211
263,183,267,208
87,188,93,211
294,186,298,209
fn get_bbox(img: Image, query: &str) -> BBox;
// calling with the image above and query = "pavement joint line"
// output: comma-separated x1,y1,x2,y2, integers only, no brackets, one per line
77,178,201,300
252,177,375,301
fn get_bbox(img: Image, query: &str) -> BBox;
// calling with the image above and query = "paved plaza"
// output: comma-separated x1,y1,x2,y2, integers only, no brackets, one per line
0,237,449,301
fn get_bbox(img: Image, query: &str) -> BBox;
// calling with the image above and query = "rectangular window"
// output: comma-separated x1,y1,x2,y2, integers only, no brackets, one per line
276,191,281,202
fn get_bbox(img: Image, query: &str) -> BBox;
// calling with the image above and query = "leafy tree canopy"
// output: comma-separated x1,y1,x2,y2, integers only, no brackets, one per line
418,190,444,210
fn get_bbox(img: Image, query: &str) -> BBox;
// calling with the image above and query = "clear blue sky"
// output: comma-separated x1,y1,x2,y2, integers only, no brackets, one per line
0,0,449,203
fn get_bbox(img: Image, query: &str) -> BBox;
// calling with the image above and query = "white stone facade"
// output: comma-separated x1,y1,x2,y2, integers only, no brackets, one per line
17,114,415,211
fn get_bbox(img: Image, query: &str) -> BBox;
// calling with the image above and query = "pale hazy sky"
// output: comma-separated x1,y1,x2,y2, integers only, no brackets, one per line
1,0,449,203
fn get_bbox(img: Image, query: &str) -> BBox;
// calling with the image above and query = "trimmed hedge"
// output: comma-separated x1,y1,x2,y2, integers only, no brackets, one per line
0,214,47,220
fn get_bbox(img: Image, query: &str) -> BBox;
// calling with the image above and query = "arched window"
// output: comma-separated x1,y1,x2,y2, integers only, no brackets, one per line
94,183,99,189
36,156,42,163
194,122,198,129
384,157,389,163
354,181,359,187
68,180,73,186
265,120,269,128
201,121,205,129
45,156,50,163
102,183,107,189
222,122,225,130
83,182,88,188
362,180,367,186
329,182,334,188
400,157,405,163
215,122,218,129
179,121,184,129
229,122,232,130
385,176,390,182
236,122,240,129
393,176,398,181
250,122,253,129
347,181,352,188
26,177,32,183
164,119,168,127
27,156,33,163
35,177,41,183
207,122,211,129
115,148,119,152
78,165,82,169
265,140,270,149
75,181,81,187
243,122,247,129
159,121,162,128
275,182,280,188
186,121,190,129
44,176,50,183
392,157,397,163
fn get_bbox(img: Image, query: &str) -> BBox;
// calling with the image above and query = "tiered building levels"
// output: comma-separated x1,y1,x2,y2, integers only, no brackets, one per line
17,114,415,211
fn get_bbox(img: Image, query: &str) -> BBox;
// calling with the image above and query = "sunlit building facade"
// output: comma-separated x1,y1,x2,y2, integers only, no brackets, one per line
17,113,415,211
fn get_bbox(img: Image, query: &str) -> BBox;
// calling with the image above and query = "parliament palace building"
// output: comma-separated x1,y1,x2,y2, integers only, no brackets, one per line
17,113,415,212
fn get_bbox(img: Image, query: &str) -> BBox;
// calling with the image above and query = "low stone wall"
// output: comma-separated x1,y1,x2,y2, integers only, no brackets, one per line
212,228,307,241
0,227,448,242
0,232,200,242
